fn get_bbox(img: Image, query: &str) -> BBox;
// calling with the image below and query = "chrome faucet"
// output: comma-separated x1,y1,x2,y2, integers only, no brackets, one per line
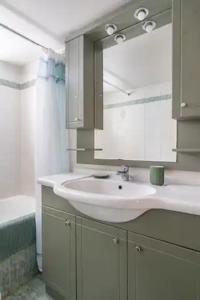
117,165,130,181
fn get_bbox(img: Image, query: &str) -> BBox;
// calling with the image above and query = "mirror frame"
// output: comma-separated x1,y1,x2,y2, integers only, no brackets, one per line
75,0,181,169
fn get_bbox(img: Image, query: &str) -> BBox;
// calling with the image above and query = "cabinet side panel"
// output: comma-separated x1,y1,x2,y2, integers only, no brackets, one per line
94,42,103,129
172,0,181,119
83,36,94,128
181,0,200,118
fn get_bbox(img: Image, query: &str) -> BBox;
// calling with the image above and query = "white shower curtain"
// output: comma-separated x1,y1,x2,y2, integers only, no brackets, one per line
35,49,69,271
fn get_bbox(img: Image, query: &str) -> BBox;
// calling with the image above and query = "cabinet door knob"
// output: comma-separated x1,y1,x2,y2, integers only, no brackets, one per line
65,219,71,226
181,102,187,108
136,246,143,253
113,237,120,244
74,117,81,121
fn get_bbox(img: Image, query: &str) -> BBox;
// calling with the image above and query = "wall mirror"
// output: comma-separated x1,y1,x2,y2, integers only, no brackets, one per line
95,16,177,162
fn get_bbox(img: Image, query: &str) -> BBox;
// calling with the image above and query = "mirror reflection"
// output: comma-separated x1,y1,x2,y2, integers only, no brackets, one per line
95,23,177,162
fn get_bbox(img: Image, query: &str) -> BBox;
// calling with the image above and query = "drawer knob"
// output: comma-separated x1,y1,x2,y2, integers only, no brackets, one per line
181,102,187,108
113,237,120,244
65,219,71,226
136,246,143,253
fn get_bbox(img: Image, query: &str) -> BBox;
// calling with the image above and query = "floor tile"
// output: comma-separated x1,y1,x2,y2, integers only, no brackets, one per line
5,276,54,300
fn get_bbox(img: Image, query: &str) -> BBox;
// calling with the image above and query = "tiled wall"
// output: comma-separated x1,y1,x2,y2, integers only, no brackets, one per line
20,86,37,196
95,82,177,162
0,61,37,199
0,85,21,197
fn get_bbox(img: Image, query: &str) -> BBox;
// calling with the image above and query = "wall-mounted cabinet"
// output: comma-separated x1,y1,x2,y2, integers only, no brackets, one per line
66,35,94,129
173,0,200,119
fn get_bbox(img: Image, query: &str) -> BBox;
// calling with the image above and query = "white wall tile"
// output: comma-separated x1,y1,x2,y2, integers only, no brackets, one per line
95,82,176,162
0,85,20,198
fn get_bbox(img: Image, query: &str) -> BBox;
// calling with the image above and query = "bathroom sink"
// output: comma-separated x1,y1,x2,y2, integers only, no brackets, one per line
54,177,156,223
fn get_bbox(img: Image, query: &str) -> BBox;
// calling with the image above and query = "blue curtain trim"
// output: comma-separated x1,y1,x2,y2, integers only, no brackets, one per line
38,58,65,83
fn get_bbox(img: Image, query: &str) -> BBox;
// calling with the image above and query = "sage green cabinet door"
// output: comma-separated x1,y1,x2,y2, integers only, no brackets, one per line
128,232,200,300
43,207,76,300
77,217,127,300
173,0,200,119
66,36,83,128
66,35,94,129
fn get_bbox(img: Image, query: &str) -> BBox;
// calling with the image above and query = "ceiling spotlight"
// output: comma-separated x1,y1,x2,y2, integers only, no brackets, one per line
114,33,126,44
142,21,156,33
105,24,117,36
134,8,149,21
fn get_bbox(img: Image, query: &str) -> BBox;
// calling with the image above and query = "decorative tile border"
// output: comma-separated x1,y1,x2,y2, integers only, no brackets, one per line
104,94,172,109
0,79,36,90
19,80,36,90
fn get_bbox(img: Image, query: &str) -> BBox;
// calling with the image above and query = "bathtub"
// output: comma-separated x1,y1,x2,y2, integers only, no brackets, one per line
0,195,35,225
0,195,35,226
0,195,37,298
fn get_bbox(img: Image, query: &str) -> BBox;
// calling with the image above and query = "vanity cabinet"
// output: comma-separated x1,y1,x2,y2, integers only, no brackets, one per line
173,0,200,119
128,232,200,300
43,207,76,300
42,188,200,300
76,217,127,300
65,35,94,128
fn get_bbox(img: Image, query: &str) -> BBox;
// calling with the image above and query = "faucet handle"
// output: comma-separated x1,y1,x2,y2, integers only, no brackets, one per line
117,165,129,174
122,165,129,172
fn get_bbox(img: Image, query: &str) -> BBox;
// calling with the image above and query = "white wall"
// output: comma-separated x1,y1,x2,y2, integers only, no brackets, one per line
0,61,21,82
20,85,36,196
0,85,20,197
95,82,177,162
0,59,72,198
0,60,37,199
19,61,37,196
0,62,21,198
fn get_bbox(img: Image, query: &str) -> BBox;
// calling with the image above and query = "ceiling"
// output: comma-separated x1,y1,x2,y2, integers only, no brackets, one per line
0,0,128,65
1,0,129,40
104,23,172,93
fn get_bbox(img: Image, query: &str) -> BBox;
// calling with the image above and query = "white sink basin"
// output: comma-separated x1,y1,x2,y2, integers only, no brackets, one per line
54,177,156,223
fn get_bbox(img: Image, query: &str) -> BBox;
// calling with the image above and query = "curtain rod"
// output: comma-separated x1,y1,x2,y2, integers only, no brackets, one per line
103,79,134,96
0,22,49,50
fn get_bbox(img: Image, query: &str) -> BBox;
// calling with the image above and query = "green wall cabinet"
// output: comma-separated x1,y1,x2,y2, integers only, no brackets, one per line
128,232,200,300
65,35,94,129
173,0,200,119
43,207,76,300
76,217,127,300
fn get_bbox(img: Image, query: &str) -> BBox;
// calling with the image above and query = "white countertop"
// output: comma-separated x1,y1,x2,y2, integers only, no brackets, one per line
38,172,200,218
38,173,87,188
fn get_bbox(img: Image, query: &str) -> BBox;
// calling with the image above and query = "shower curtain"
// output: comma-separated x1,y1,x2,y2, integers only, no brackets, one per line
35,49,69,271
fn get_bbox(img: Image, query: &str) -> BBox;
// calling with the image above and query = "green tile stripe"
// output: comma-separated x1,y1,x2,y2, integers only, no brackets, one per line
0,78,36,90
20,79,36,90
0,214,36,262
104,94,172,109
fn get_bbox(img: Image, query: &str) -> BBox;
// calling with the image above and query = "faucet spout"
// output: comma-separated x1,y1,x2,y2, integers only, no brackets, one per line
117,165,130,181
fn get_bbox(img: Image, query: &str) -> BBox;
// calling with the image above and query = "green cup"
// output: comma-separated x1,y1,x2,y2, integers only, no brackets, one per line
149,166,165,186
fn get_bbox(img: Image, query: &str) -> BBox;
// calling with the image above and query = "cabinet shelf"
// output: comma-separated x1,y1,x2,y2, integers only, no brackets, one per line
172,148,200,153
66,148,102,152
